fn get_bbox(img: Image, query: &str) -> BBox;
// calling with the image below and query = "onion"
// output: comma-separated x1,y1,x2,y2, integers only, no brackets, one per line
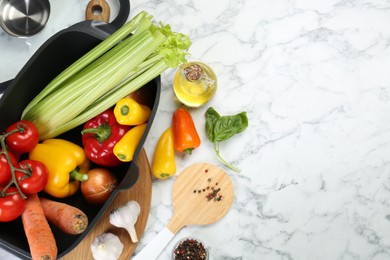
81,168,117,205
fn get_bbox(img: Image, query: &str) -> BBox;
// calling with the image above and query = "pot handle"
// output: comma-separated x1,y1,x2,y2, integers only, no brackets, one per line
0,80,11,95
110,0,130,29
85,0,111,22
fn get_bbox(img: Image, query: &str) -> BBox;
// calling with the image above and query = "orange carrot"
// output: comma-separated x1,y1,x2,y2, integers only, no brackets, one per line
21,194,57,260
40,197,89,235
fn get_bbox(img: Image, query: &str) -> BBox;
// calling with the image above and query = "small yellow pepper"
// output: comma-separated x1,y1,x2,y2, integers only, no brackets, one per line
114,97,151,125
28,139,90,198
113,123,147,162
152,127,176,179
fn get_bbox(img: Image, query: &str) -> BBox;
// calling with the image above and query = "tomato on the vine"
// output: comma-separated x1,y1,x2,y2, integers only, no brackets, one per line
0,151,18,185
5,120,39,154
16,160,49,195
0,186,26,222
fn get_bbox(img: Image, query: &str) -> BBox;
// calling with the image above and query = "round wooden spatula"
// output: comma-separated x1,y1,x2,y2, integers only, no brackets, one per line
133,163,234,259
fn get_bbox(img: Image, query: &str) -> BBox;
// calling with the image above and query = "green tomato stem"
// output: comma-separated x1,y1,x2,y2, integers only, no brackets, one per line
0,136,26,199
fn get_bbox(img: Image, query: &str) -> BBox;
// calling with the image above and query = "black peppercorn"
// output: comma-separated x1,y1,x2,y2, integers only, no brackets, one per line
173,238,208,260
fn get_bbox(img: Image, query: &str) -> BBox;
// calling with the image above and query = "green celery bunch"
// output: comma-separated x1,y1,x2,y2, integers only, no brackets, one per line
22,11,191,140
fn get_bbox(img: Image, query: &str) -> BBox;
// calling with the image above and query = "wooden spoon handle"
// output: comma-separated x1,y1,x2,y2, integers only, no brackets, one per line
85,0,110,22
132,227,175,260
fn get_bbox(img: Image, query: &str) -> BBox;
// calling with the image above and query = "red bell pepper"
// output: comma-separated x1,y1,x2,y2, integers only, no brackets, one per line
81,108,131,167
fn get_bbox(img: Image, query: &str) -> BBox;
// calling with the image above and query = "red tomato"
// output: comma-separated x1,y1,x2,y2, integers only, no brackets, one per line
5,120,39,154
16,160,49,195
0,186,26,222
0,151,18,185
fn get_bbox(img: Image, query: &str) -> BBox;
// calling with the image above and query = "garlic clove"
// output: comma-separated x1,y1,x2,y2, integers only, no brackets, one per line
126,225,138,242
109,200,141,243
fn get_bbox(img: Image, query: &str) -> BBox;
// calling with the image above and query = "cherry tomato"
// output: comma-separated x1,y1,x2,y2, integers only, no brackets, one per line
0,151,18,185
5,120,39,154
0,186,26,222
16,160,49,195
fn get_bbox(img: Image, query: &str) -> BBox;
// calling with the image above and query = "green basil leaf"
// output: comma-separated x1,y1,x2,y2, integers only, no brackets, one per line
212,111,248,142
205,107,221,142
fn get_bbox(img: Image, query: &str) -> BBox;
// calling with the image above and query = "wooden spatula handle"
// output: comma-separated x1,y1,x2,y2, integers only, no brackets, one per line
132,227,175,260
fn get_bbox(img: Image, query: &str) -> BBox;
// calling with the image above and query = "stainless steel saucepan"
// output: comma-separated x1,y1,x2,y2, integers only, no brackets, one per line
0,0,50,37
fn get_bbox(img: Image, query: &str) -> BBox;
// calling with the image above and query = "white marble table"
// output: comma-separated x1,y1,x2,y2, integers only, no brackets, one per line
2,0,390,259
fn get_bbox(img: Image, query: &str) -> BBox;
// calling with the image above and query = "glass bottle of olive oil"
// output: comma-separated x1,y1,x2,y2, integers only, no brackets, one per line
173,62,217,107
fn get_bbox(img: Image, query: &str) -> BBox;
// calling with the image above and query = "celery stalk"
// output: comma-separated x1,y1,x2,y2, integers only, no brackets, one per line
22,11,151,118
27,30,161,127
24,29,155,120
21,11,192,140
48,31,166,128
93,53,163,103
40,60,168,140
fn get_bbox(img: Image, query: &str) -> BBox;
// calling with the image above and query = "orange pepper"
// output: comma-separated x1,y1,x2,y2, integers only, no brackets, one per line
172,108,201,154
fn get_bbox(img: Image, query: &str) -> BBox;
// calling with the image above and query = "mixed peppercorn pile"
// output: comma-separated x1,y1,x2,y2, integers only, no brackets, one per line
173,238,208,260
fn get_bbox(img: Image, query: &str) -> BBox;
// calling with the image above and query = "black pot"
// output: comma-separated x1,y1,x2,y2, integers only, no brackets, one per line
0,0,160,259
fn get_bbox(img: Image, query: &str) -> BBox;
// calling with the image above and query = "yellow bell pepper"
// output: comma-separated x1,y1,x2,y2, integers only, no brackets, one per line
28,139,90,198
152,127,176,179
114,97,151,125
113,123,147,162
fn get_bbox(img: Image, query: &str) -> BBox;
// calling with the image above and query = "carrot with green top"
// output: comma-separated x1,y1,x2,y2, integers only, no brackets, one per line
21,194,57,260
40,197,89,235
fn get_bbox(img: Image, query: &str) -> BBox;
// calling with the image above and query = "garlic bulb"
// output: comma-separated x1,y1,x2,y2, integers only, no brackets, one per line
91,233,124,260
